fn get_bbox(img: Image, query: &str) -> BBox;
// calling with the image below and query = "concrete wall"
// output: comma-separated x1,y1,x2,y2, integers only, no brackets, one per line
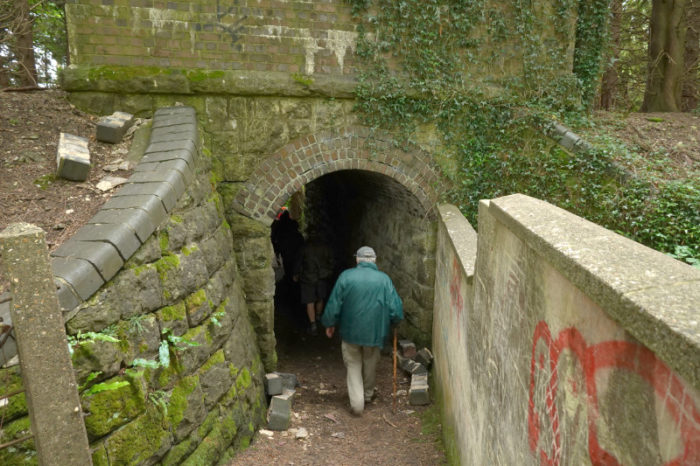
433,196,700,465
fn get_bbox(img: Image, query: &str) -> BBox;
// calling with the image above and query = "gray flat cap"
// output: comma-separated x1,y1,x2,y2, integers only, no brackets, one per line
355,246,376,258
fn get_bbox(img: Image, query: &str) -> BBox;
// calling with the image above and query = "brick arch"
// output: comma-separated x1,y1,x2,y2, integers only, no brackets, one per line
232,126,441,225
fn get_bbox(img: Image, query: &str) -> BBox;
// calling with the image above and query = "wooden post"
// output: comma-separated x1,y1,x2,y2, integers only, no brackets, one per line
0,223,91,465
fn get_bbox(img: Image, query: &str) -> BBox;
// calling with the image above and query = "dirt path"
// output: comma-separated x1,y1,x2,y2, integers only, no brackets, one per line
228,288,446,466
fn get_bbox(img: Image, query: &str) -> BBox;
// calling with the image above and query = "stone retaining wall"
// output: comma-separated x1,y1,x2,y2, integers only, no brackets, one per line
0,106,267,465
432,196,700,465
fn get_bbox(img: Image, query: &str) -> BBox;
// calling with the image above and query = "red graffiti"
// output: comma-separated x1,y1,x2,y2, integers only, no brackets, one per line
449,257,464,340
528,321,700,465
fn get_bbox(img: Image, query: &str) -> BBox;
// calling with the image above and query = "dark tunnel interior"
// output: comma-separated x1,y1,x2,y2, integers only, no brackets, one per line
271,169,437,346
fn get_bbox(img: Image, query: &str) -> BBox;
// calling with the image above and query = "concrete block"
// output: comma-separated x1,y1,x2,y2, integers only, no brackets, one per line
145,139,197,157
113,182,178,213
398,339,417,358
51,256,105,300
70,223,142,261
127,170,186,202
55,280,82,312
154,106,195,119
267,389,295,431
274,372,300,391
52,240,124,283
397,354,427,375
409,373,430,406
88,208,156,243
415,348,434,369
101,195,168,228
135,158,194,184
264,373,283,396
141,149,195,170
150,123,197,144
56,133,90,181
96,111,134,143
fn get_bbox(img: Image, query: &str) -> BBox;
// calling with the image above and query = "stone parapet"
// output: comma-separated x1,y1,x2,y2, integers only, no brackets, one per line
51,106,200,317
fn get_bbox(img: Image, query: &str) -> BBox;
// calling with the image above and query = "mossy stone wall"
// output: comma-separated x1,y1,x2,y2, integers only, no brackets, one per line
0,119,266,466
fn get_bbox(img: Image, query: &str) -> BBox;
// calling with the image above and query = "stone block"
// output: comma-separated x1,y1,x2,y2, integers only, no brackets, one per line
264,373,283,396
145,139,198,157
267,389,295,431
128,170,186,203
409,374,430,406
51,256,105,300
88,207,156,243
135,158,194,184
415,348,434,369
101,195,168,229
96,111,134,143
150,123,197,144
55,280,82,312
398,339,417,359
397,354,427,376
141,148,195,171
52,240,124,283
56,132,91,181
71,223,142,261
113,181,178,213
273,373,300,391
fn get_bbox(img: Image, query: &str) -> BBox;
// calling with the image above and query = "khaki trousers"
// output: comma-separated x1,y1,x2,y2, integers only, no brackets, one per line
341,341,380,415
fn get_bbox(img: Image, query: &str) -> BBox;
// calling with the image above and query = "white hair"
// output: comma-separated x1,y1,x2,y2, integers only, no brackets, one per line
356,256,376,264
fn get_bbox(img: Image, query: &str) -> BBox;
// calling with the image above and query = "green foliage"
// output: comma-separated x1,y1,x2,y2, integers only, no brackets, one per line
132,328,200,370
572,0,610,108
348,0,698,263
84,380,130,396
30,1,67,85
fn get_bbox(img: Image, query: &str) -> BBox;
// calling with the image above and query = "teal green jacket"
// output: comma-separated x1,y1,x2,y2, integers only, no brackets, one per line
321,262,403,348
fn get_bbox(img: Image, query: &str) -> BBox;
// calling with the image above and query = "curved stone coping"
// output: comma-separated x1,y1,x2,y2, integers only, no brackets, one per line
50,106,199,315
488,194,700,389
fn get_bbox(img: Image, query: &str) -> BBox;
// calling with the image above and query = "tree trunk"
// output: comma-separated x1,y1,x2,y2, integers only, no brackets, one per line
682,0,699,111
641,0,688,112
600,0,622,110
12,0,37,87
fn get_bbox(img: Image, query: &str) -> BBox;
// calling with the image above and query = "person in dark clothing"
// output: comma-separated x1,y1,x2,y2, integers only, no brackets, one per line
321,246,403,416
272,209,304,282
298,230,334,335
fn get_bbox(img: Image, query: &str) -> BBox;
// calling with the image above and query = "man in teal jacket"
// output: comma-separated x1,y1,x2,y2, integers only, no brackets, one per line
321,246,403,416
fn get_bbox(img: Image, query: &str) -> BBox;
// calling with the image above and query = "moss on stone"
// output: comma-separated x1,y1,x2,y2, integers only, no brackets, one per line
182,244,199,257
159,302,187,323
200,349,225,373
159,231,170,254
236,367,252,392
166,374,200,430
132,264,150,277
0,415,36,465
155,254,180,281
186,69,226,83
90,442,109,466
171,214,184,224
82,372,147,439
161,436,197,466
0,366,28,422
185,289,207,311
104,404,172,464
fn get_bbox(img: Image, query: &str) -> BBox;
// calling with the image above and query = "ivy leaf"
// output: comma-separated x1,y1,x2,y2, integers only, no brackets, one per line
159,340,170,368
84,381,129,396
132,358,160,369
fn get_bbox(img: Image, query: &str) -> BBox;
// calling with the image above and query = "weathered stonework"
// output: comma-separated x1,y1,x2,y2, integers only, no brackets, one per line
432,199,700,465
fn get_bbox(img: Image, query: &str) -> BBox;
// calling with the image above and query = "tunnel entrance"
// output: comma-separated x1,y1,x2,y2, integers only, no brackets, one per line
271,169,437,348
231,127,442,366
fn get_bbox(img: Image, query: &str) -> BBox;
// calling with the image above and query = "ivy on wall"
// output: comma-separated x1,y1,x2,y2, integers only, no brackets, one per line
347,0,698,264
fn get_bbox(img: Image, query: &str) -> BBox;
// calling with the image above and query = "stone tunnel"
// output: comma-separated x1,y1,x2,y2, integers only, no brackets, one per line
1,0,697,464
